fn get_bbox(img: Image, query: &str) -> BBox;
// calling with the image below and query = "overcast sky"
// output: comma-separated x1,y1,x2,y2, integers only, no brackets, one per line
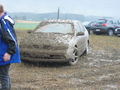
0,0,120,17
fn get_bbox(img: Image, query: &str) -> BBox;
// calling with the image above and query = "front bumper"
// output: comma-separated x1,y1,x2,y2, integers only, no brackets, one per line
93,27,108,33
20,48,68,62
115,28,120,36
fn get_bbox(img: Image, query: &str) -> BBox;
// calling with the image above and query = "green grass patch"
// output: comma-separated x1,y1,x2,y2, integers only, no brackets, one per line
15,23,39,30
90,35,120,50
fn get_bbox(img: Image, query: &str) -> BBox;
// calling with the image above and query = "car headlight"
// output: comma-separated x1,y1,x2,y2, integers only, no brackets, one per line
115,29,118,32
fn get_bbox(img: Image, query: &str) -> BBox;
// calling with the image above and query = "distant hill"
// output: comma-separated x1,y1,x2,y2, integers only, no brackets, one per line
84,16,113,21
8,12,113,22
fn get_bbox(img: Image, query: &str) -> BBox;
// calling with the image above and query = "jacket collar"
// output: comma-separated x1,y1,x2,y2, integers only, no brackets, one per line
0,12,7,20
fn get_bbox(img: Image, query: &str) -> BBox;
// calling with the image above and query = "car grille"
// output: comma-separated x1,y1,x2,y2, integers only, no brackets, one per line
20,48,66,60
23,53,65,59
117,29,120,32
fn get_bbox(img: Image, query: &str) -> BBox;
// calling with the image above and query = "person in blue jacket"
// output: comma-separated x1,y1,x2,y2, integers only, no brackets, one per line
0,4,21,90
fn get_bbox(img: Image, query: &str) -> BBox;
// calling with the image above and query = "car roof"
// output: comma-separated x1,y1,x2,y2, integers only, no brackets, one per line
98,18,117,21
41,19,81,24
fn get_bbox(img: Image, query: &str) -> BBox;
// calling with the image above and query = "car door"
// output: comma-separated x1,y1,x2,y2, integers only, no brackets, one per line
79,22,88,53
75,22,85,55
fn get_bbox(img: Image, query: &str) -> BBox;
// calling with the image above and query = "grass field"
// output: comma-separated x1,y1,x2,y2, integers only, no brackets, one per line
15,22,39,30
90,35,120,50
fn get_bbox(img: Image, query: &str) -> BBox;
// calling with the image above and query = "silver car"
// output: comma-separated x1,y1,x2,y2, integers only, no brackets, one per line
20,20,89,65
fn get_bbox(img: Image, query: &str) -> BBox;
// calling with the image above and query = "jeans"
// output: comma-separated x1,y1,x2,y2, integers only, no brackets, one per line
0,64,11,90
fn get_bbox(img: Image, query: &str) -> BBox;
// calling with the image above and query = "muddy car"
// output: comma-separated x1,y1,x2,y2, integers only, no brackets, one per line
20,20,89,65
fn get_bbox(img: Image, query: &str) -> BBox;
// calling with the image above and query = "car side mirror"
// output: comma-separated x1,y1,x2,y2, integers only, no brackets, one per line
77,32,84,36
67,33,74,35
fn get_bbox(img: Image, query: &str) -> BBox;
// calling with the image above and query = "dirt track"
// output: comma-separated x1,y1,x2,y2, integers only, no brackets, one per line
11,31,120,90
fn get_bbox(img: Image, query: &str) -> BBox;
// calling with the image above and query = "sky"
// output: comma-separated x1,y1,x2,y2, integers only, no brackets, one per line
0,0,120,18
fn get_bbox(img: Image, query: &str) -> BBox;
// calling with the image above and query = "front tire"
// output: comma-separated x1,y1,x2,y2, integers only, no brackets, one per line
68,47,79,65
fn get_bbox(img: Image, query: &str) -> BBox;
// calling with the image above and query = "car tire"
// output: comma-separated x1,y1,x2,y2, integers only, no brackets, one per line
93,32,96,35
68,47,79,65
93,32,99,35
108,29,114,36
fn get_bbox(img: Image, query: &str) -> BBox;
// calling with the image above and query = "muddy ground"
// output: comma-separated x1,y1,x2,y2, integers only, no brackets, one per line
10,31,120,90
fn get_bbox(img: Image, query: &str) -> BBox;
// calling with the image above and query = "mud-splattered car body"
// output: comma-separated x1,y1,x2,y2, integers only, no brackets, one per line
20,20,89,65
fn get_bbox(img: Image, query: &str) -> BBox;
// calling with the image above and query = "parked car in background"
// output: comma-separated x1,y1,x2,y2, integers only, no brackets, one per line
20,20,89,65
85,19,120,36
115,28,120,36
92,19,120,36
84,21,97,34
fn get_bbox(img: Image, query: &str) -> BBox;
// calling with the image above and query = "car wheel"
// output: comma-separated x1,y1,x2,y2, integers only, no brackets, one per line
93,32,98,35
68,47,79,65
108,29,114,36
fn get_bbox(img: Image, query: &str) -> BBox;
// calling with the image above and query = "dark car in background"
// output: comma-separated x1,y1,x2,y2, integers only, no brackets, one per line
115,28,120,36
85,19,120,36
84,21,97,34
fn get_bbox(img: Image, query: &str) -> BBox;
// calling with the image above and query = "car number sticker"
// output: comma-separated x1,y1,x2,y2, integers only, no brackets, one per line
96,29,100,31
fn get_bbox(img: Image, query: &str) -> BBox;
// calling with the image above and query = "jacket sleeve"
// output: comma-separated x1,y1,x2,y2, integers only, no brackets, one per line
0,19,16,55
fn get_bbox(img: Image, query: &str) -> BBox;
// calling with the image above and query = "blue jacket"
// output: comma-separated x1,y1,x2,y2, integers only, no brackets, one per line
0,12,21,66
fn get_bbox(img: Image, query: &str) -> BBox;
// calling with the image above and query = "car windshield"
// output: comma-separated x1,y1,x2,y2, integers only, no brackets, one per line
35,23,73,34
89,22,96,26
96,19,107,24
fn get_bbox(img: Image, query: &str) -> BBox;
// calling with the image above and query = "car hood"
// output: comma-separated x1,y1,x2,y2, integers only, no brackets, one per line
20,32,73,50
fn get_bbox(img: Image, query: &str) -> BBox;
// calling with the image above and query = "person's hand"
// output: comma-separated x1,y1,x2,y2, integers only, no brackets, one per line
3,53,11,62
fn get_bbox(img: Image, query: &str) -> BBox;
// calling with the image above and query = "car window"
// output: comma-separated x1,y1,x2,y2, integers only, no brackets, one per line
35,23,73,34
96,19,107,24
76,22,85,32
112,20,117,24
108,20,113,24
75,23,83,32
79,23,86,32
118,20,120,25
89,22,96,26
